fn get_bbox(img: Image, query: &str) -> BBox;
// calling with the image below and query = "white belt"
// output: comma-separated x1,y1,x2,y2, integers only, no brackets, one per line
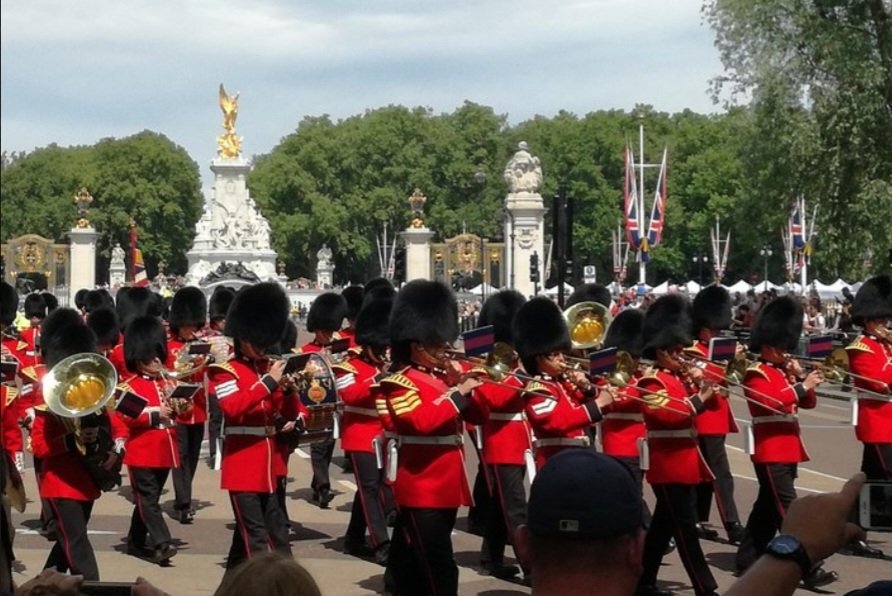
225,425,276,437
343,405,378,417
857,391,892,403
534,437,590,448
489,412,524,422
646,429,697,439
752,414,797,425
398,434,463,446
605,413,644,422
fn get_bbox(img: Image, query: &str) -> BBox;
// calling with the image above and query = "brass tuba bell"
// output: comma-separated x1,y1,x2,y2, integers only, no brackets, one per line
42,353,118,418
563,301,614,351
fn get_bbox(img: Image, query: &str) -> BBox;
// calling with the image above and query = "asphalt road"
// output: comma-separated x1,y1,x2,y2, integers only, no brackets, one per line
9,384,890,595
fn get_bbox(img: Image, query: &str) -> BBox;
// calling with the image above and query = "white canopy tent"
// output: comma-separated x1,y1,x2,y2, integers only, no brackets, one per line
754,280,782,292
683,280,701,295
468,282,497,297
651,281,670,295
811,278,852,300
725,280,753,295
544,282,575,296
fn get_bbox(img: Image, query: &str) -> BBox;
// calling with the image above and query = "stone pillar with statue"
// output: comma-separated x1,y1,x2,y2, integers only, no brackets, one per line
316,244,334,288
68,187,99,292
503,142,546,298
402,188,434,281
109,243,127,289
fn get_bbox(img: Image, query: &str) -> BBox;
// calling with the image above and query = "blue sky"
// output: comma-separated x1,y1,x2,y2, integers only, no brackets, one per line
1,0,724,189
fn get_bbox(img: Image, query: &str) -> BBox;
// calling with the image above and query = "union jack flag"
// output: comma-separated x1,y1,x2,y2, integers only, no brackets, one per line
790,201,806,250
646,148,668,248
624,146,642,252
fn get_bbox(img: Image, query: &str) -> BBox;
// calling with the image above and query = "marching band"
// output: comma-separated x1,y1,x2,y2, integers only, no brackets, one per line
0,274,890,596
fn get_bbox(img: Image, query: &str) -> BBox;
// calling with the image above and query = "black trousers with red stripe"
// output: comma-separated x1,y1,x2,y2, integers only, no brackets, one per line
127,467,172,549
172,422,204,512
345,451,391,548
44,498,98,580
639,483,718,596
388,507,458,596
862,442,892,480
481,463,527,566
696,434,740,526
736,462,797,571
226,491,291,570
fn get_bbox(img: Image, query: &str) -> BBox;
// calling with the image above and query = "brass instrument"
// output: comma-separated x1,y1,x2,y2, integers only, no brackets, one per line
563,301,613,351
167,341,212,380
447,343,539,390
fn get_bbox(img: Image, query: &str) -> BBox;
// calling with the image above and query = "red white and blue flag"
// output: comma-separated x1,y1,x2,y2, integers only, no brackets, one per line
129,220,149,287
790,201,806,250
624,146,642,252
645,148,668,249
462,325,495,357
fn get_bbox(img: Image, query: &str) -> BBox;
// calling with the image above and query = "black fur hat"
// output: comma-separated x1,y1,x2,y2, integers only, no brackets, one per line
692,285,732,333
390,280,459,345
24,294,47,319
124,315,168,371
169,287,207,331
209,286,236,322
268,320,298,356
44,323,97,370
84,289,113,313
0,281,19,326
603,308,645,358
566,284,612,308
479,290,527,345
224,282,290,350
40,291,58,313
86,307,121,348
642,294,693,359
514,297,570,362
852,275,892,327
307,292,348,333
355,297,393,348
363,277,396,303
115,286,161,330
40,308,84,347
342,286,365,322
749,296,803,352
73,288,89,311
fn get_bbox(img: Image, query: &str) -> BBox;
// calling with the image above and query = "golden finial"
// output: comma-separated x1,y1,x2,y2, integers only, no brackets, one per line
73,187,93,228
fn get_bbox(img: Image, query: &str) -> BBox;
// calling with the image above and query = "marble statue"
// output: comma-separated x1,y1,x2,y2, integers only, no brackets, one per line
503,141,543,194
111,243,125,266
317,244,333,269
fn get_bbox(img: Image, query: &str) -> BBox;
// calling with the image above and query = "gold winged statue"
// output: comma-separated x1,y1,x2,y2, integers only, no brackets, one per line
217,83,242,158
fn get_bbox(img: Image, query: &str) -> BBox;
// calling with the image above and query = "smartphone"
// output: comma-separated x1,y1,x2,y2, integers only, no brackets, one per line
78,581,136,596
859,481,892,531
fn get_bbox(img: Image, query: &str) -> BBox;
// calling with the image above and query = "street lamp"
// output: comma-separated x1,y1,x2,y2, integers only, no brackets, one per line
691,253,709,287
759,244,773,292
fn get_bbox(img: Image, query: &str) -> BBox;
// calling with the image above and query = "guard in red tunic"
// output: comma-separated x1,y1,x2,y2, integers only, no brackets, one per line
339,285,364,349
108,287,162,377
843,274,891,558
165,287,209,525
335,296,394,565
86,307,121,358
300,291,347,509
1,282,26,478
19,293,48,368
514,297,612,469
117,316,180,566
376,280,485,596
688,285,744,544
636,294,719,596
206,286,235,467
208,282,292,571
734,296,837,588
468,289,530,580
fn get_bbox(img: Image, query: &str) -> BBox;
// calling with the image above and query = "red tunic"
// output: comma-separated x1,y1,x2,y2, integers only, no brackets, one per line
523,375,600,468
116,374,179,469
846,335,892,444
600,375,645,459
1,385,23,454
334,355,383,453
743,361,816,464
209,358,280,493
638,368,713,485
107,342,129,377
472,373,531,466
687,341,739,435
377,366,479,508
165,337,208,425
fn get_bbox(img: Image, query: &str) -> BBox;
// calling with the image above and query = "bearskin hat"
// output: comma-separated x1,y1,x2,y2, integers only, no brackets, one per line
209,286,236,322
268,320,298,356
355,297,393,348
24,294,47,320
749,296,803,352
307,292,348,333
566,284,612,309
0,281,19,326
124,315,168,371
514,297,570,362
44,322,97,370
40,291,58,313
692,285,732,333
224,282,290,350
342,286,365,322
642,294,693,359
362,277,396,303
479,290,527,345
116,286,162,330
169,287,207,331
40,308,84,347
84,289,113,313
73,288,89,311
603,308,645,357
852,275,892,327
389,280,459,345
86,307,120,349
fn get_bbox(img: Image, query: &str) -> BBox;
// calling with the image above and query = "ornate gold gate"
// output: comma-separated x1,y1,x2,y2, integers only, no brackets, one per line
0,234,68,291
430,233,505,290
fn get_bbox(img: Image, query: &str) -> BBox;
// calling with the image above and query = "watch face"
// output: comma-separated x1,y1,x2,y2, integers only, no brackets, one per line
771,535,799,554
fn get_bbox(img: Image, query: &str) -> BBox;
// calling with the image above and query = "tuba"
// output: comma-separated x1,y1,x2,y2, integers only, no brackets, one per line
563,301,613,351
42,353,122,491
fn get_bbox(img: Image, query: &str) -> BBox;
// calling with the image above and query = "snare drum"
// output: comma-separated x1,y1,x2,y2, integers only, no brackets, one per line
295,353,340,445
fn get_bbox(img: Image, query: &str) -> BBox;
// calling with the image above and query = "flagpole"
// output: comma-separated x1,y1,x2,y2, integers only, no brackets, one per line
638,123,646,285
799,196,807,293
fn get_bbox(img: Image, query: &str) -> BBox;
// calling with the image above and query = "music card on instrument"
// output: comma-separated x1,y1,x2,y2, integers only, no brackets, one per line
282,353,313,375
708,337,738,362
115,390,149,418
169,383,201,400
329,338,351,354
588,347,618,376
1,359,19,382
804,335,834,359
462,325,495,357
187,342,212,355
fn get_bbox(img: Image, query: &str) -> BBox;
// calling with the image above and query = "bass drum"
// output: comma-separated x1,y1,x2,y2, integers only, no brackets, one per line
295,353,340,446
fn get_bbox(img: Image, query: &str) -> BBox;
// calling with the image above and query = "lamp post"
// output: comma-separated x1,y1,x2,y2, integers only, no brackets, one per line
691,252,709,287
759,244,773,292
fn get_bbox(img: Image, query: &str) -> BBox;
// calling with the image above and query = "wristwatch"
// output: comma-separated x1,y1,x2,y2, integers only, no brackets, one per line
765,534,812,577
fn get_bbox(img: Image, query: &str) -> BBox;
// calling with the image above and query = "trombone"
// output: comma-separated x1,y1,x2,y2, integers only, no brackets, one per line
796,347,878,386
677,351,789,414
446,343,541,391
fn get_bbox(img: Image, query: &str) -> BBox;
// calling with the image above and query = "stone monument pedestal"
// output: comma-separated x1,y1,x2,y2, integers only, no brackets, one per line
403,227,434,281
68,227,98,291
505,193,546,298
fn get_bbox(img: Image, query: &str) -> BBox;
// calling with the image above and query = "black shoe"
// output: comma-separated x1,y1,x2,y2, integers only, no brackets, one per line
838,539,886,559
696,522,719,541
126,541,153,559
664,537,676,555
318,489,334,509
636,584,674,596
343,537,374,557
726,522,746,545
152,543,178,565
374,542,390,567
801,566,838,589
178,509,194,524
483,562,520,580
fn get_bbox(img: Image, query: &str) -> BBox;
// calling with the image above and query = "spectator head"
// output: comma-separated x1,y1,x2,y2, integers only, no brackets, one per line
214,552,322,596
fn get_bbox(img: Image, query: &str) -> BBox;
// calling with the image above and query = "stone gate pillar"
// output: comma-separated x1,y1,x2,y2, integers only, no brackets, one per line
503,143,546,298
